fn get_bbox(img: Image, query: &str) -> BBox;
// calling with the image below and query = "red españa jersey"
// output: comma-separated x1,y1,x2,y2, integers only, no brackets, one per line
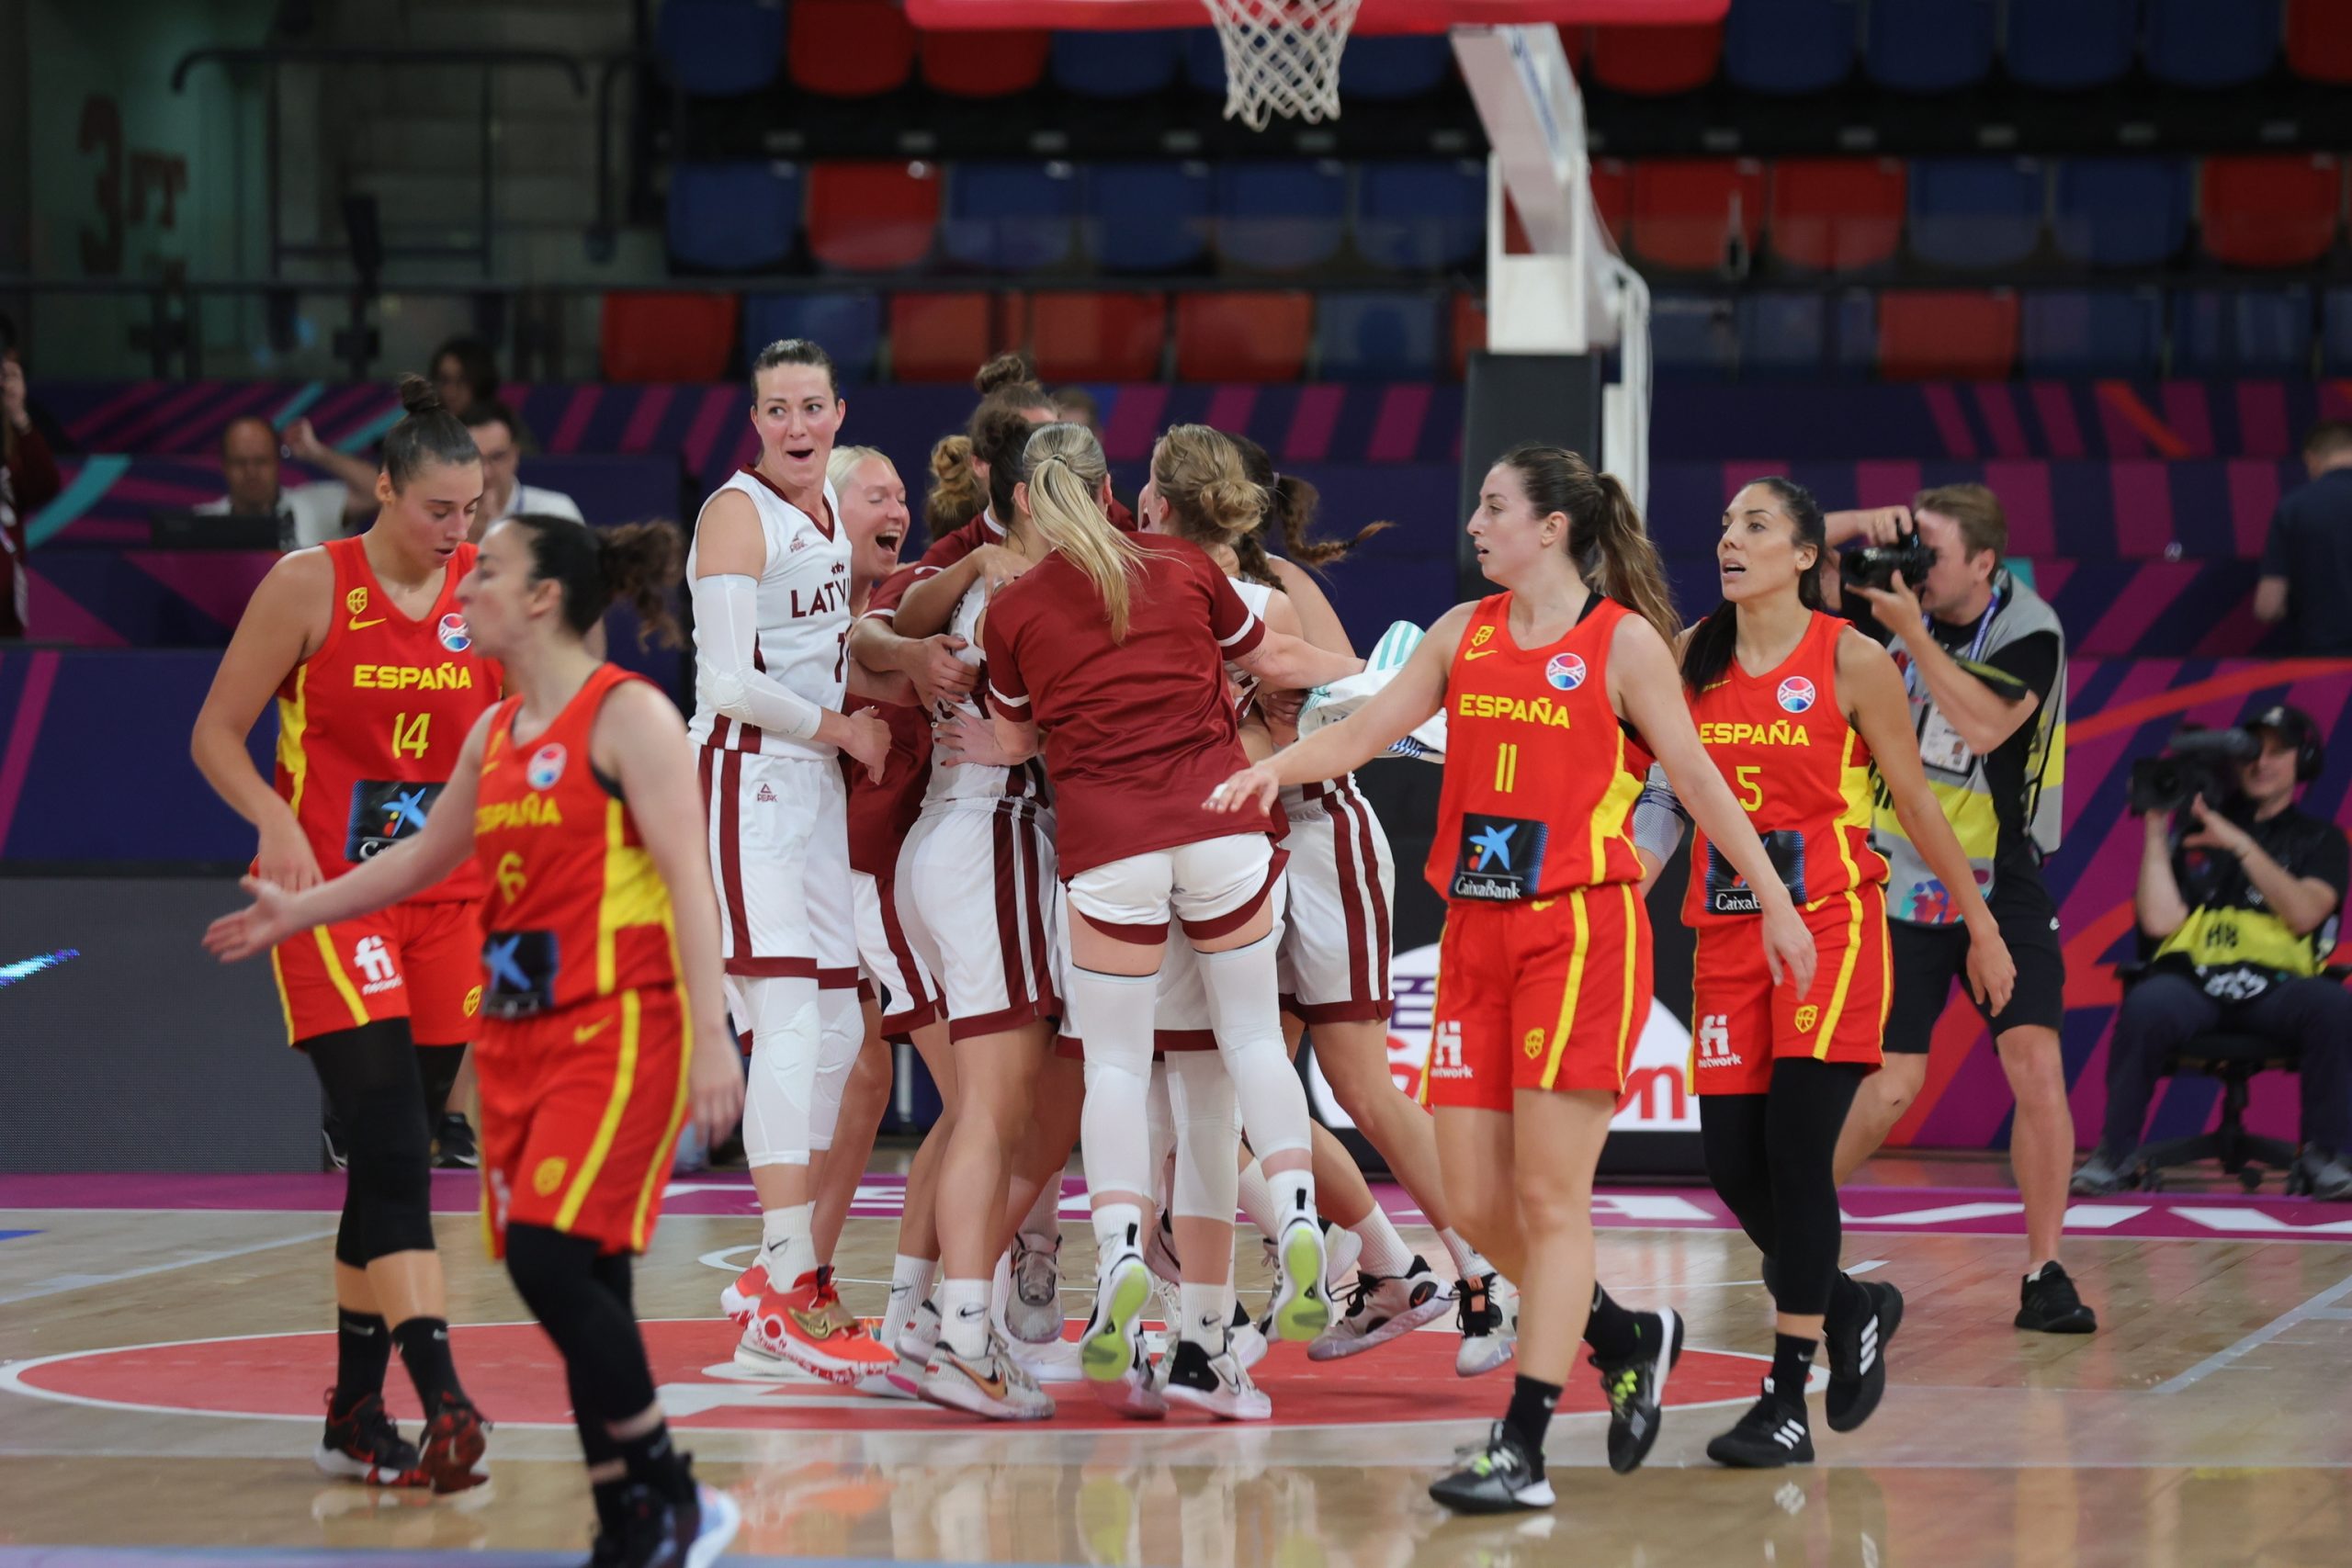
981,533,1270,877
471,664,677,1018
1683,611,1887,927
275,536,497,902
1428,593,1651,904
843,693,933,878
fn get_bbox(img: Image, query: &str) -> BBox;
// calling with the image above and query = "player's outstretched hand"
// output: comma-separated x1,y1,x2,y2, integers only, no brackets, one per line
1761,901,1818,995
1205,762,1281,816
688,1019,745,1149
204,874,298,963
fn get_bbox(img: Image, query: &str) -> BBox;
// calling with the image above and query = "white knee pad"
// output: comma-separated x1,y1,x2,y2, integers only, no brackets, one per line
1164,1050,1240,1225
1197,933,1310,1159
1073,966,1158,1203
732,974,820,1168
808,986,862,1153
1147,1063,1178,1211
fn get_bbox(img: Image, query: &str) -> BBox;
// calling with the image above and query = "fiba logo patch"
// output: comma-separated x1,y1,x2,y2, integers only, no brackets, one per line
1794,1004,1819,1033
437,613,472,652
1545,652,1588,691
527,743,567,791
1777,676,1816,714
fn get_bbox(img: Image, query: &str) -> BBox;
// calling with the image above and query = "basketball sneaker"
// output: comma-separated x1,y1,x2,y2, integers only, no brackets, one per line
433,1112,479,1170
1160,1338,1272,1422
1428,1421,1553,1514
719,1260,769,1327
1454,1272,1520,1376
314,1390,426,1487
1228,1301,1268,1371
416,1393,492,1495
884,1299,941,1399
737,1267,897,1384
1145,1208,1183,1287
1308,1256,1453,1361
1266,1214,1330,1343
1705,1378,1813,1468
1081,1245,1154,1382
918,1326,1056,1421
2015,1262,2098,1335
1091,1337,1167,1420
1592,1307,1684,1474
2068,1145,2138,1197
1824,1280,1901,1432
1007,1229,1064,1346
612,1471,740,1568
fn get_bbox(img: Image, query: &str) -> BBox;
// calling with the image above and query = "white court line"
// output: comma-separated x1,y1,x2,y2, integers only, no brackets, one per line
0,1226,338,1308
2152,1269,2352,1395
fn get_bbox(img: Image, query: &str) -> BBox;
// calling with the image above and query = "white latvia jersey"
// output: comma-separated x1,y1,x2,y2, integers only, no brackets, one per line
1221,572,1331,818
922,577,1046,809
686,468,852,761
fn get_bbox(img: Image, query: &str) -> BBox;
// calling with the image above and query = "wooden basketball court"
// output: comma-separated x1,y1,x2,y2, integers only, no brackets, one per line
5,1155,2349,1567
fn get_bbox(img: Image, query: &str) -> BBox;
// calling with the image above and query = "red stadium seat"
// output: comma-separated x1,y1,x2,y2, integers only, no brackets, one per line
1877,289,2018,379
1768,158,1907,272
787,0,917,97
600,292,740,383
1174,292,1314,380
2199,154,2344,268
2287,0,2352,83
1031,291,1168,381
918,28,1052,95
805,161,942,271
1628,158,1766,272
1587,22,1724,95
887,292,1017,381
1451,290,1486,378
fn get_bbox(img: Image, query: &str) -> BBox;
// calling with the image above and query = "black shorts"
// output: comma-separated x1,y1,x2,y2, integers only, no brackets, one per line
1884,856,2065,1053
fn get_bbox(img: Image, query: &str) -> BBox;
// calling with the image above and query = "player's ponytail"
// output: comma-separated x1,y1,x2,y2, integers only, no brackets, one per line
383,373,481,491
1681,475,1827,694
1499,444,1679,640
1021,422,1145,642
925,434,986,538
508,513,685,649
1229,433,1390,577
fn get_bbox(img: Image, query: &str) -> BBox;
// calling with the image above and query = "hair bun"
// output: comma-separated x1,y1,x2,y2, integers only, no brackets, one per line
396,372,443,417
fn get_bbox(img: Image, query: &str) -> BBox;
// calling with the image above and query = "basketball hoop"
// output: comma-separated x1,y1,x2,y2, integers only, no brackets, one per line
1199,0,1366,129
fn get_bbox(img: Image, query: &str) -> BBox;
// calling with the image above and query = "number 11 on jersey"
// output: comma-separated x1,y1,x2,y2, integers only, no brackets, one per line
1494,742,1520,794
392,712,432,760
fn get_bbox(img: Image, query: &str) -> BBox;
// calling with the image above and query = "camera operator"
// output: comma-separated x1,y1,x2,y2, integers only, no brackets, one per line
2073,707,2352,1200
1824,484,2095,1334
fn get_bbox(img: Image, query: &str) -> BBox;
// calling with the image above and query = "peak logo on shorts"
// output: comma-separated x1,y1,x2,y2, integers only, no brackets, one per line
437,613,472,652
1544,651,1587,692
1777,676,1816,714
526,743,567,791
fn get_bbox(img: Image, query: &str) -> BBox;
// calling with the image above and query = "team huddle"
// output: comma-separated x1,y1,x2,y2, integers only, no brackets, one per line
194,338,2017,1559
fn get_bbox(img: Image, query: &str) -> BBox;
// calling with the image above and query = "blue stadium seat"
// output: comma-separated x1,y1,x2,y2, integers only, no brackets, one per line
1723,0,1859,95
2003,0,2138,90
2020,288,2164,375
1340,35,1455,98
1052,29,1184,96
1352,161,1484,271
940,162,1079,271
740,292,885,380
656,0,785,96
2145,0,2282,88
665,161,799,271
1313,292,1443,379
2171,286,2315,373
1907,158,2046,268
1865,0,1996,93
1735,289,1875,376
2327,288,2352,373
1080,161,1211,272
1215,161,1349,272
1651,294,1739,378
2052,158,2192,267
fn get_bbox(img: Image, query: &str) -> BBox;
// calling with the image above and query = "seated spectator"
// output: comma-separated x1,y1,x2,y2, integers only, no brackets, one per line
1052,385,1098,430
461,400,579,541
2,321,62,638
2254,423,2352,655
430,334,502,423
2075,705,2352,1200
197,416,368,550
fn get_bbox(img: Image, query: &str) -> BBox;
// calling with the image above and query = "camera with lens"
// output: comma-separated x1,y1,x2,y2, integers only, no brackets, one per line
1839,533,1936,593
2128,727,2260,815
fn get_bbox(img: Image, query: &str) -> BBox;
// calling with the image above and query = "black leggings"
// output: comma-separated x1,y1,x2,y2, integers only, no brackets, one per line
504,1223,657,1453
309,1021,438,1268
1701,1058,1867,1317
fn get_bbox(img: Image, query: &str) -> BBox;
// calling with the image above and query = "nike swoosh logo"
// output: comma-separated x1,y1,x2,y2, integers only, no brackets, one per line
956,1359,1010,1401
347,616,386,631
1462,648,1497,660
573,1019,611,1043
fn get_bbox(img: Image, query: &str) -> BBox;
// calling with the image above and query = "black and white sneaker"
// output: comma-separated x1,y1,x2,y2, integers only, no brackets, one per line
1429,1420,1554,1514
1453,1271,1519,1377
434,1112,480,1170
1705,1379,1814,1468
612,1472,741,1568
1159,1337,1271,1421
1307,1256,1453,1362
1592,1307,1684,1474
1825,1280,1901,1432
2015,1262,2097,1334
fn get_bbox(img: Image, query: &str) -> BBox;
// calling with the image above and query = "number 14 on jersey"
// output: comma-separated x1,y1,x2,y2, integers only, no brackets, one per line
392,712,432,760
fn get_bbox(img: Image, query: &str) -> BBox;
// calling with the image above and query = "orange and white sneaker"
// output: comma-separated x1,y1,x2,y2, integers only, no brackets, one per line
721,1260,771,1327
736,1266,897,1385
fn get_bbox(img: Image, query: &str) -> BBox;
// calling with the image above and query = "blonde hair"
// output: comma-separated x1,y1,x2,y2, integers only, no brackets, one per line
827,444,892,490
1022,422,1146,641
1149,424,1265,551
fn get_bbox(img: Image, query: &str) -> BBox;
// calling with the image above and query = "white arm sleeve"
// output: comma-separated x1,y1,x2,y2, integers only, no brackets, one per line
1632,762,1689,867
691,572,825,741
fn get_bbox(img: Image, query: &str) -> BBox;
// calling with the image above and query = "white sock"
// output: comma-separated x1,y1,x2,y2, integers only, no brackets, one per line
884,1253,936,1348
1180,1280,1228,1351
1092,1201,1145,1267
1438,1226,1490,1282
1352,1205,1415,1278
1021,1172,1062,1241
760,1204,817,1287
939,1277,990,1359
1236,1156,1281,1239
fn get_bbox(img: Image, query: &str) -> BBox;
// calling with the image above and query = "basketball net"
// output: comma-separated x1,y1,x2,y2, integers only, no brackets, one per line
1200,0,1366,129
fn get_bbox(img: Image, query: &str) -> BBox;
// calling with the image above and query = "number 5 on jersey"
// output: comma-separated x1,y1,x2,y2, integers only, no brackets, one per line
1735,763,1763,811
392,711,432,760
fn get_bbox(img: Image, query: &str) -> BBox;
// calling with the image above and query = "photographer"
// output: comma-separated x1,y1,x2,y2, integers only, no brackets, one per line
2073,707,2352,1200
1825,485,2095,1334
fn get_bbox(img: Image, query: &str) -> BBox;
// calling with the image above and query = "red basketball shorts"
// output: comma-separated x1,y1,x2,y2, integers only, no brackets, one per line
272,897,482,1048
1691,883,1890,1096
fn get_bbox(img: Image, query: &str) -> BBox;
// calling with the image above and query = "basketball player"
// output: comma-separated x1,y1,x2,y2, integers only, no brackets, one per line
1209,446,1815,1511
980,422,1363,1411
189,376,492,1493
690,339,894,1385
208,513,745,1566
